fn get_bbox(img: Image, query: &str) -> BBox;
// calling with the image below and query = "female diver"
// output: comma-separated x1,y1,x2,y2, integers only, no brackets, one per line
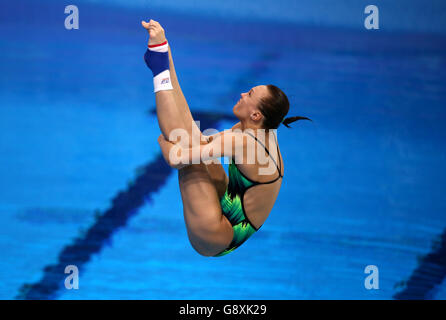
141,19,311,257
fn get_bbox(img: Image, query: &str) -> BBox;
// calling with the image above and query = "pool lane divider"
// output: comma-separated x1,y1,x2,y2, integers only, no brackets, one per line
393,228,446,300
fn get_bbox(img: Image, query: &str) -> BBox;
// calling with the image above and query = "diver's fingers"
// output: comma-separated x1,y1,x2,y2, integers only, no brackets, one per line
141,20,151,29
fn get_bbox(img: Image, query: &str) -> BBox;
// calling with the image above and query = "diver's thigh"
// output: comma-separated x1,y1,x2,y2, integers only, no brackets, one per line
178,165,233,255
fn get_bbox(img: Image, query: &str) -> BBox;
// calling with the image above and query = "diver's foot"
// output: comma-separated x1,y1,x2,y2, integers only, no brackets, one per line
141,19,167,47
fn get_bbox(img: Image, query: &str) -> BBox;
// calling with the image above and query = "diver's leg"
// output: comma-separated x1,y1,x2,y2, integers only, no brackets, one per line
154,90,190,145
167,46,202,143
178,164,233,256
143,20,202,146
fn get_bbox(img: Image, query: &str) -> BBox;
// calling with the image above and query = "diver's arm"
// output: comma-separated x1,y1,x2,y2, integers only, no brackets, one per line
158,131,246,168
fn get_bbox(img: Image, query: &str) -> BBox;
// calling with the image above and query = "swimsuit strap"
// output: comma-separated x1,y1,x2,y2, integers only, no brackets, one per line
271,130,283,177
244,131,283,181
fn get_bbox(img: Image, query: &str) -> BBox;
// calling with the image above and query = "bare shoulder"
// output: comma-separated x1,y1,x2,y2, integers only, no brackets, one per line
231,122,241,130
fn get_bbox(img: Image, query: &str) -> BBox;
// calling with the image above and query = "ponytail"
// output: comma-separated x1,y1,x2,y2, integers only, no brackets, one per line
257,84,313,129
282,116,312,128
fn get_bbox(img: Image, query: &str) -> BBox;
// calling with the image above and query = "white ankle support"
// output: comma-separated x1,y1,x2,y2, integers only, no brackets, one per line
153,69,173,93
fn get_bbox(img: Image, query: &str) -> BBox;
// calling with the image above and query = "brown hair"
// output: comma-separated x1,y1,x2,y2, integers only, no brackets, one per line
258,84,312,129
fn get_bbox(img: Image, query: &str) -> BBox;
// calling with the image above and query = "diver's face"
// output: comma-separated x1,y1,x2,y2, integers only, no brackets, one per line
233,85,268,121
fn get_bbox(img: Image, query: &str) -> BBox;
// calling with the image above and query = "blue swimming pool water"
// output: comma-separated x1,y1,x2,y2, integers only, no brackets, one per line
1,0,446,299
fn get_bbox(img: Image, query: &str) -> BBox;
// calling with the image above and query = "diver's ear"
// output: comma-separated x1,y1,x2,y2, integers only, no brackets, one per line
250,110,263,122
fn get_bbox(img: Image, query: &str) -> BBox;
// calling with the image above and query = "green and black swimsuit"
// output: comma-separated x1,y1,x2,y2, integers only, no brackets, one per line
214,131,283,257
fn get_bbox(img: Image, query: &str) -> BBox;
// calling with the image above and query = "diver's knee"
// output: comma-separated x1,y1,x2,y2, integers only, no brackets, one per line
188,239,218,257
187,226,226,257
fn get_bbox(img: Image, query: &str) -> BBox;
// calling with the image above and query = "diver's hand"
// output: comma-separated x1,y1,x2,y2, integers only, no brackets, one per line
157,134,188,170
141,19,167,46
